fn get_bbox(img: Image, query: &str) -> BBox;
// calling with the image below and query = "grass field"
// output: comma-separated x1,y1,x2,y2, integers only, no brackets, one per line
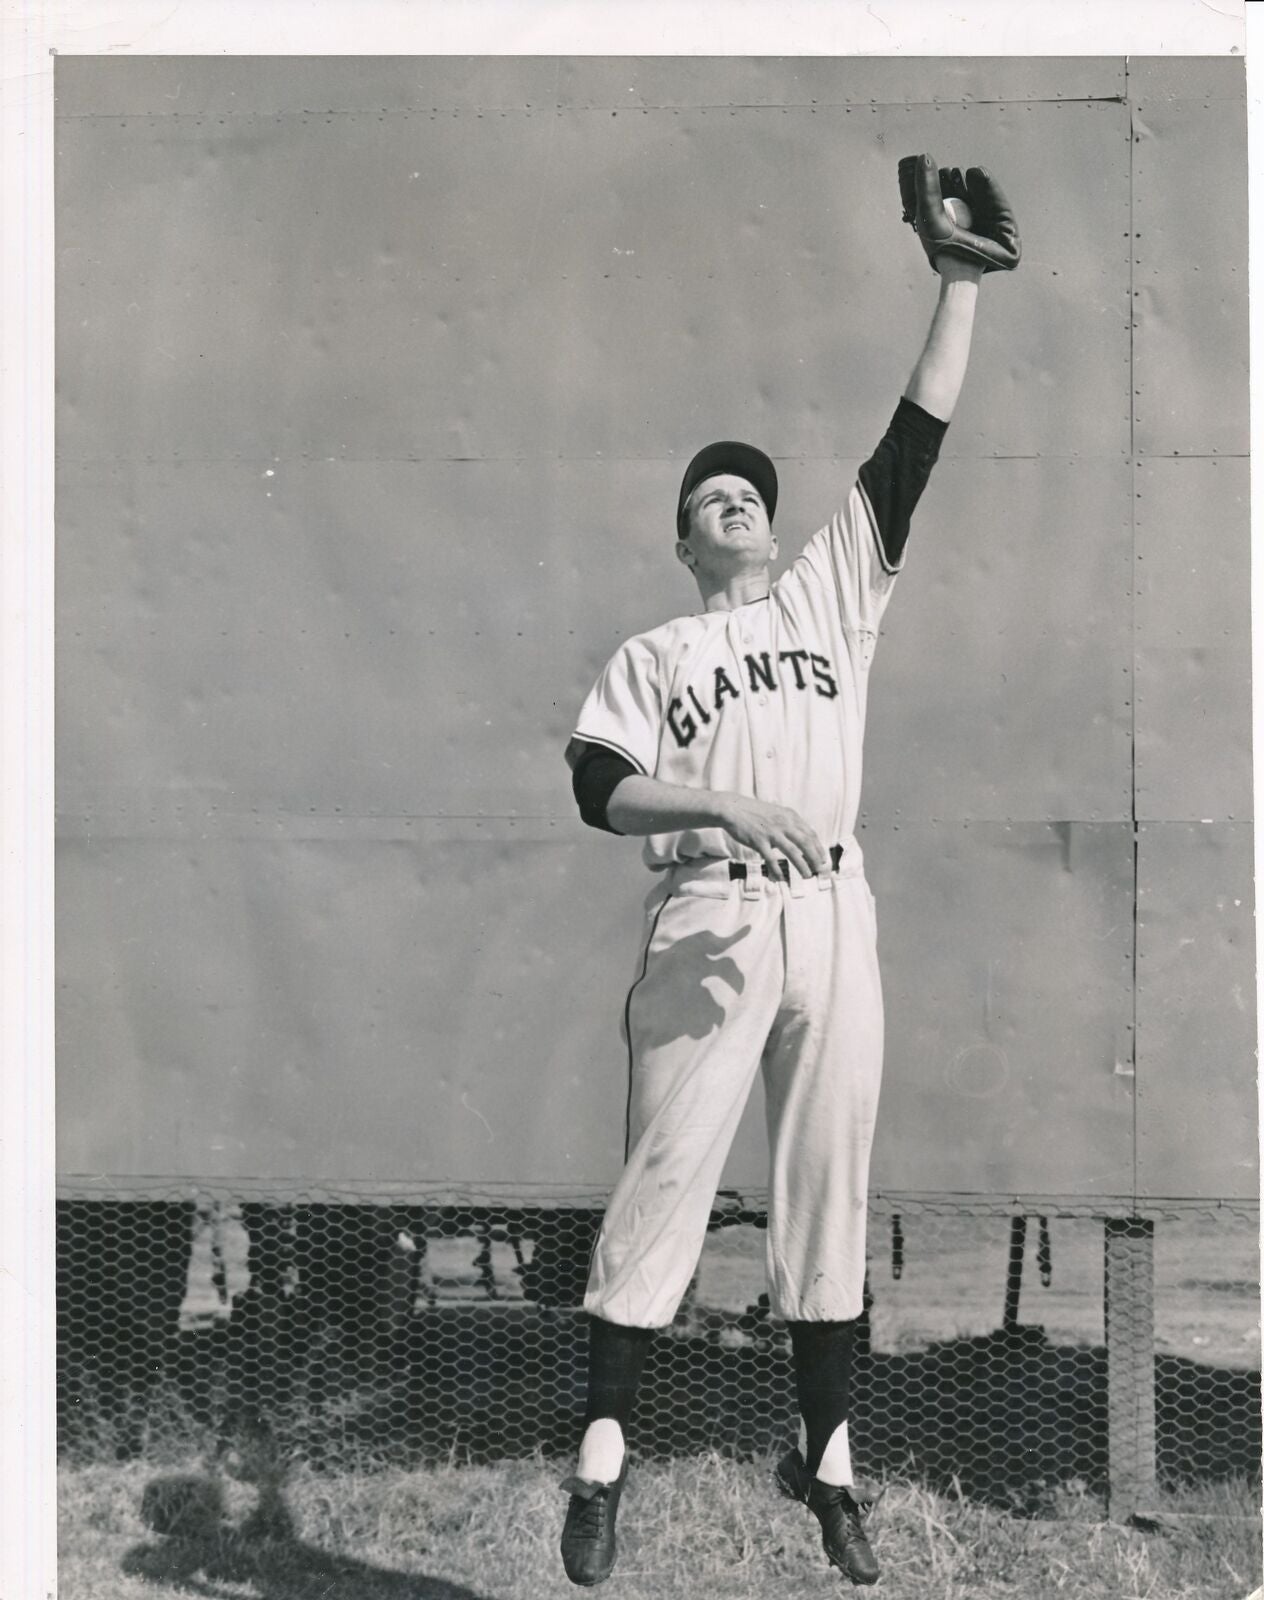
59,1453,1262,1600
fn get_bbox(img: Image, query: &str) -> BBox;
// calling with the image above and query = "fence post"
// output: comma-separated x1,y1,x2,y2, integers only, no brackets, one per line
1103,1217,1157,1520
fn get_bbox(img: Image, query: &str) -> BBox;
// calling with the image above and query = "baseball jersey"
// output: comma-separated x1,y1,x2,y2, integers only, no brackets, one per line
568,398,947,870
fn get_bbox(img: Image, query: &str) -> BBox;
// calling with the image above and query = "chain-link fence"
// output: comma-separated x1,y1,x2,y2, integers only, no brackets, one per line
56,1184,1259,1518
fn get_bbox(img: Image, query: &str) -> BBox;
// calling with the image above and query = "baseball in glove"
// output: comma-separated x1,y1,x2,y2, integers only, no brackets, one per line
898,153,1021,274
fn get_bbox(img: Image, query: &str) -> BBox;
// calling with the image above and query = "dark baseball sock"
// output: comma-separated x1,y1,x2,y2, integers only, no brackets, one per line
583,1315,655,1430
787,1319,857,1475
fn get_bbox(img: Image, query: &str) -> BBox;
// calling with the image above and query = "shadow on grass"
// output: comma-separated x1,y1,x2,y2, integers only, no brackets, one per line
122,1474,500,1600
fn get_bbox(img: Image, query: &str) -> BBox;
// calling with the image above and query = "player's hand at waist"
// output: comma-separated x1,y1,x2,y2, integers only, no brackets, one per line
605,775,828,878
714,794,830,880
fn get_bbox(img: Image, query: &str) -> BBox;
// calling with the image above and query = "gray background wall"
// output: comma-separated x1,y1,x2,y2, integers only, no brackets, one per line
54,56,1253,1203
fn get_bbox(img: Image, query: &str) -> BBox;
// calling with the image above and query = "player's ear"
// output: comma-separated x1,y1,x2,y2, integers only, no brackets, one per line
676,540,696,569
769,533,779,561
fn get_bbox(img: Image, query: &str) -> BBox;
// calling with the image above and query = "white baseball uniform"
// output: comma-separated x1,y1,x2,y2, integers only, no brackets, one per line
567,400,945,1329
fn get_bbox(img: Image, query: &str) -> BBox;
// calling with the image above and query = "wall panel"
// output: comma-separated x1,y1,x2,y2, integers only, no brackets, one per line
56,94,1130,466
1135,822,1257,1201
860,457,1133,825
56,833,647,1186
1131,58,1248,458
56,453,1133,831
56,820,1139,1199
864,821,1136,1197
1134,456,1251,822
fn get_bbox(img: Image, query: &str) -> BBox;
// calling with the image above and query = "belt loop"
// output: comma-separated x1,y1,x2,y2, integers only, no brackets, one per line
728,861,761,900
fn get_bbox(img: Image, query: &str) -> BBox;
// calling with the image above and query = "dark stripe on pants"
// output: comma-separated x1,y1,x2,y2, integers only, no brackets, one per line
622,894,673,1163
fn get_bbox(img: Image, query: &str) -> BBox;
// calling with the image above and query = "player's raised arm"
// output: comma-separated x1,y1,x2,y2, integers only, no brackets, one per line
901,259,982,424
848,156,1021,574
897,154,1021,423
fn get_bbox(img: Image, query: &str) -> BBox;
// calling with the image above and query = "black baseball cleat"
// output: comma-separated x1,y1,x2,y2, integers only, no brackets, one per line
774,1447,880,1585
559,1460,628,1586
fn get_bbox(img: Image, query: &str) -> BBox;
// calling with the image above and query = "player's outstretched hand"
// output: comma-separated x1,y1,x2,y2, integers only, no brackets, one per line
898,152,1021,275
716,795,830,879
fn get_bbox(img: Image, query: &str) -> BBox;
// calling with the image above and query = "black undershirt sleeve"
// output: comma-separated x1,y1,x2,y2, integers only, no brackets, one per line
572,744,638,834
856,395,949,571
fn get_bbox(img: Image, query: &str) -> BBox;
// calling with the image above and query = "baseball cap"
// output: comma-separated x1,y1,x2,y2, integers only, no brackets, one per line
676,441,778,539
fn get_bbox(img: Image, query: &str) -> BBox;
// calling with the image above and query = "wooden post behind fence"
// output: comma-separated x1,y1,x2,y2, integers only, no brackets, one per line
1104,1217,1157,1520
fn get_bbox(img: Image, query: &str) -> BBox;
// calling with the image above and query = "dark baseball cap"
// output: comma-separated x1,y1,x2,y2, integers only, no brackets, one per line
676,441,778,539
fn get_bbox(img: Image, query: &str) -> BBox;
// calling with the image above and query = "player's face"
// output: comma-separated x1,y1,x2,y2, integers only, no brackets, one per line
678,474,776,579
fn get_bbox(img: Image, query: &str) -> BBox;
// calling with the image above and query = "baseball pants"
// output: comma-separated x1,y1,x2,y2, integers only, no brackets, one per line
584,840,883,1329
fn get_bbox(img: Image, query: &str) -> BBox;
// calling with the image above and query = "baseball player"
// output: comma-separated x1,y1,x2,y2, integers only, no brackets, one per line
558,156,1020,1586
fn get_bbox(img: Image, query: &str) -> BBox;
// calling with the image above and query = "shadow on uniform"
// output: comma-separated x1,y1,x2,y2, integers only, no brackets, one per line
640,923,751,1042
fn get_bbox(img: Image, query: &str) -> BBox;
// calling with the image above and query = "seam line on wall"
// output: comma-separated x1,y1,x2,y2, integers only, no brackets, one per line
52,95,1132,123
56,453,1248,470
1126,58,1140,1209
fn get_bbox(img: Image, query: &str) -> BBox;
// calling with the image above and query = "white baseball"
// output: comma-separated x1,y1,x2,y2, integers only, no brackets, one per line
943,197,973,229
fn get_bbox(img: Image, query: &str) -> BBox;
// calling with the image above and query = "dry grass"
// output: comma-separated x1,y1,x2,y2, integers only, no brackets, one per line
59,1452,1262,1600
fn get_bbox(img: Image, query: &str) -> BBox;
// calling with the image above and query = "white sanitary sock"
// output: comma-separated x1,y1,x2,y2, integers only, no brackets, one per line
576,1417,625,1485
813,1418,854,1488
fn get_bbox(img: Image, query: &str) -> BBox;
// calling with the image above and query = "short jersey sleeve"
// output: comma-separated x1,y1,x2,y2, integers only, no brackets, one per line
783,396,948,634
784,485,899,637
567,635,662,776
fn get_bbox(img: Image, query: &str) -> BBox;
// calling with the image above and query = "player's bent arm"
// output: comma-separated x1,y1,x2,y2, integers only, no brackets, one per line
902,255,983,424
606,775,829,879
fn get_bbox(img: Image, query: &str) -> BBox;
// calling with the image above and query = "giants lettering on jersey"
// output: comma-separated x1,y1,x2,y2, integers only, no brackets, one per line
569,478,906,869
667,650,839,749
